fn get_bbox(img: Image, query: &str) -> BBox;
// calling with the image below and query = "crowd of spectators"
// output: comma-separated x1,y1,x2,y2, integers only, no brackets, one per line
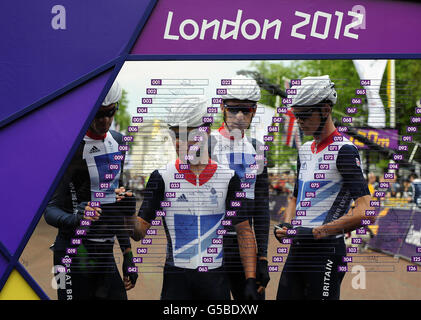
368,172,419,203
269,171,296,198
268,170,420,217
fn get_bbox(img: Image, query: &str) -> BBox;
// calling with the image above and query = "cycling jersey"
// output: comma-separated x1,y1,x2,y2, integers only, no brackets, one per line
138,158,248,270
277,130,370,300
45,130,130,245
44,129,132,300
293,130,370,229
209,124,269,300
209,124,269,257
210,124,261,199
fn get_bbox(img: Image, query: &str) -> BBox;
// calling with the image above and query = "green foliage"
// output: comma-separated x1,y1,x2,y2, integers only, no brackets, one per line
381,60,421,136
211,111,224,131
250,60,421,171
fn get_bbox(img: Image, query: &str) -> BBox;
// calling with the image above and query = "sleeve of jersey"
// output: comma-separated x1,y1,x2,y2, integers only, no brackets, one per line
253,166,270,258
225,173,250,226
293,155,301,198
112,131,127,188
137,170,165,223
115,145,131,251
336,145,370,200
44,171,83,229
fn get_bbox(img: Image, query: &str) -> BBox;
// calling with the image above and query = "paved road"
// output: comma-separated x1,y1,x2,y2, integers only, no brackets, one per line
21,218,421,300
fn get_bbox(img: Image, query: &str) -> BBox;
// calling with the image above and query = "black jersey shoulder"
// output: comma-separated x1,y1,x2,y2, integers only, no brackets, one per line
109,129,124,144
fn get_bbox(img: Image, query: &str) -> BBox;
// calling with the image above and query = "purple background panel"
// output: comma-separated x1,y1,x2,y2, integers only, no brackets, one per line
369,208,413,255
398,209,421,261
0,255,8,283
0,0,153,124
0,71,111,255
132,0,421,55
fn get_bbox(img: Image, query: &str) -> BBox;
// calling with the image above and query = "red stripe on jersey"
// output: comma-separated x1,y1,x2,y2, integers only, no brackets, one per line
311,129,341,154
218,122,245,140
175,158,218,186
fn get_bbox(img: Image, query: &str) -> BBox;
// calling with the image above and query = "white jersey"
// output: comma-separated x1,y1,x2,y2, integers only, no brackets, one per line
210,125,264,200
294,130,370,228
139,159,247,270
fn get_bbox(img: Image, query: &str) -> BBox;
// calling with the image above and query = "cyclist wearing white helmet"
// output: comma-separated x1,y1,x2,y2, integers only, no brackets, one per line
45,81,138,300
209,76,270,300
131,97,259,300
274,75,374,300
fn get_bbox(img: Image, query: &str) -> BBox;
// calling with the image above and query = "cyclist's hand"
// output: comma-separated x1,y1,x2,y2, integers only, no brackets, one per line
274,223,293,243
83,203,101,221
124,276,135,290
115,187,133,202
114,188,137,216
122,251,138,290
256,258,270,294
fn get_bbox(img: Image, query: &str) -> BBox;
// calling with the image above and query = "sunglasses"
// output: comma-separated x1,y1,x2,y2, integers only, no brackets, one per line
224,103,256,115
95,104,119,119
292,107,318,121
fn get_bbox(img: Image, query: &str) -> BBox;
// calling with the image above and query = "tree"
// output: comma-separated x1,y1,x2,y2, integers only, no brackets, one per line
114,89,131,134
248,59,421,173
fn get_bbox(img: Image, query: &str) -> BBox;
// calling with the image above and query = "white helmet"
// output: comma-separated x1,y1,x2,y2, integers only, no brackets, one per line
102,81,122,106
288,75,337,107
220,75,261,102
166,97,211,128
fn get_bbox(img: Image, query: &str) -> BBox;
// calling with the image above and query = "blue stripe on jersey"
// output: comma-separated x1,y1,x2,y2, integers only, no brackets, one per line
174,214,198,251
306,182,342,207
94,152,121,191
310,210,329,223
216,250,223,260
200,214,224,254
174,245,198,260
227,153,256,180
296,179,330,202
200,213,224,236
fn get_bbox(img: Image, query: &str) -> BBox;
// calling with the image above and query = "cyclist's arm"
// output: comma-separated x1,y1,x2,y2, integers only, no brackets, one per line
44,202,83,229
44,161,84,229
132,170,165,241
228,174,257,280
275,156,299,240
283,196,297,224
313,195,374,239
313,144,374,239
285,154,300,224
114,141,133,253
235,220,257,279
253,165,270,260
274,193,297,241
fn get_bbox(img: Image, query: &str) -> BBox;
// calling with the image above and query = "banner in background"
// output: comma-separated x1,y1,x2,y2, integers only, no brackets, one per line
343,128,399,150
353,60,388,128
369,208,421,262
399,209,421,261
